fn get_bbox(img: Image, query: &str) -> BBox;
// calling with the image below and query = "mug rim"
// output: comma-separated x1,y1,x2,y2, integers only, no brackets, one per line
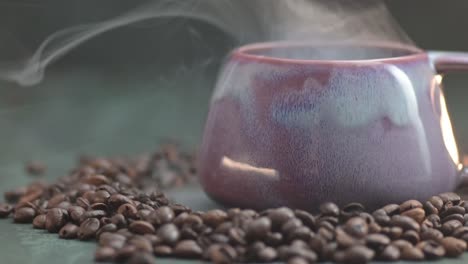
233,41,428,65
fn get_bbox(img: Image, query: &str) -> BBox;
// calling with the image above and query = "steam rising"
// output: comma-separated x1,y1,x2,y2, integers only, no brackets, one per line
0,0,413,86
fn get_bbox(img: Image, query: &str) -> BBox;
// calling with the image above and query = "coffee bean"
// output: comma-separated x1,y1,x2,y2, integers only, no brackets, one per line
318,226,334,241
382,204,400,215
78,217,100,240
265,232,282,247
268,207,294,229
441,219,463,236
128,253,156,264
452,226,468,238
287,226,312,242
366,233,390,250
95,247,116,262
428,196,444,211
426,214,441,229
417,240,445,259
0,203,13,218
441,237,467,257
32,214,46,229
379,245,400,261
115,244,137,262
420,228,444,242
344,217,368,238
90,202,108,211
401,230,420,245
442,213,464,224
13,207,36,223
438,192,461,204
202,209,228,227
390,215,420,232
173,240,203,258
341,203,365,220
129,220,155,234
294,210,316,230
372,209,390,225
257,246,277,262
83,174,109,186
108,194,132,209
336,227,356,249
59,223,79,239
148,206,175,226
277,245,317,263
154,245,173,256
82,210,107,220
287,256,308,264
282,218,303,234
76,197,90,209
99,232,127,248
246,217,271,241
228,227,247,245
110,213,127,228
441,206,465,218
210,234,229,244
68,206,85,223
401,208,425,223
334,245,374,264
424,201,439,215
45,208,68,233
400,246,424,260
368,222,381,233
93,190,111,204
320,202,340,217
128,236,153,253
400,200,423,212
157,223,180,245
117,203,137,219
96,223,118,238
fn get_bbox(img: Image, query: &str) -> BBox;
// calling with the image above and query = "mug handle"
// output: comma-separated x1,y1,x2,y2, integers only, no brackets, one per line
428,51,468,185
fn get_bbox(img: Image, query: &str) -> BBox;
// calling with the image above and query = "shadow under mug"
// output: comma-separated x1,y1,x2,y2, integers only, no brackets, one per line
199,41,468,211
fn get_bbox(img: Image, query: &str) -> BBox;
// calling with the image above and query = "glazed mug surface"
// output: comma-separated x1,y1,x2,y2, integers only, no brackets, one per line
199,42,468,210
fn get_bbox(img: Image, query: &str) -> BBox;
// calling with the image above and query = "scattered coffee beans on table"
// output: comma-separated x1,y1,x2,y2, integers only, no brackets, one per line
0,146,467,264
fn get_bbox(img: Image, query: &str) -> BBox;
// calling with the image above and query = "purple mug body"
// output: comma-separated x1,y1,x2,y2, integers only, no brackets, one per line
199,42,466,210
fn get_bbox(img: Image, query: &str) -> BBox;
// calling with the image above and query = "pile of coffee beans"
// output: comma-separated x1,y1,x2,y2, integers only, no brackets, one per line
0,147,468,264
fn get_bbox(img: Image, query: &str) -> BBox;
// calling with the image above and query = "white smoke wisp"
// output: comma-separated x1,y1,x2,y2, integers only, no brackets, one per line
0,0,414,86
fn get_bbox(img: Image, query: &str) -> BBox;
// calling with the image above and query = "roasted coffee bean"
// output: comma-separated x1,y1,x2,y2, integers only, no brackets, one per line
128,253,156,264
442,213,464,223
319,216,339,226
257,246,277,262
417,240,445,259
68,206,85,223
180,227,198,240
287,256,308,264
366,233,390,250
440,206,465,218
100,217,112,226
90,202,108,211
82,210,107,220
294,210,316,230
322,242,338,260
426,214,441,229
341,203,365,220
78,218,100,240
99,232,127,248
368,222,381,233
108,194,132,209
344,217,368,238
265,232,282,247
400,200,423,212
76,197,90,209
208,244,237,263
13,207,36,223
31,214,46,229
83,174,109,186
287,226,312,242
428,196,444,211
0,203,13,218
400,246,424,260
210,234,229,244
246,217,271,240
228,227,247,245
401,230,420,245
45,208,68,233
282,218,303,234
149,206,175,226
173,240,203,258
401,208,425,223
336,227,356,249
96,223,118,238
441,237,467,257
202,209,228,227
334,245,374,264
115,244,137,261
309,234,327,255
420,228,444,242
390,215,420,232
379,245,400,261
277,245,317,263
268,207,294,229
59,223,79,239
110,213,127,228
382,204,400,216
320,202,340,217
372,209,391,226
154,245,173,256
157,223,180,245
452,226,468,238
26,161,46,176
128,236,153,253
93,190,111,204
424,201,439,215
438,192,461,204
318,226,334,241
117,203,137,219
129,220,155,234
95,247,116,262
441,219,463,236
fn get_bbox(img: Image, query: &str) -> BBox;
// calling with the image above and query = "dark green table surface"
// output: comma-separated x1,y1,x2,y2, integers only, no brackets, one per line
0,67,467,263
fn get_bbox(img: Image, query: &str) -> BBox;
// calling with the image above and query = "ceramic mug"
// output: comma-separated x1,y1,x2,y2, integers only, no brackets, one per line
199,41,468,210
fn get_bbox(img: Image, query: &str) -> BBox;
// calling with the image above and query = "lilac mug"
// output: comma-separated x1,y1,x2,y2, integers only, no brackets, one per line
199,42,468,210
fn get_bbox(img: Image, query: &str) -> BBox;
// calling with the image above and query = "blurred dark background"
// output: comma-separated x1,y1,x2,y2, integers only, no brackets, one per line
0,0,466,169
